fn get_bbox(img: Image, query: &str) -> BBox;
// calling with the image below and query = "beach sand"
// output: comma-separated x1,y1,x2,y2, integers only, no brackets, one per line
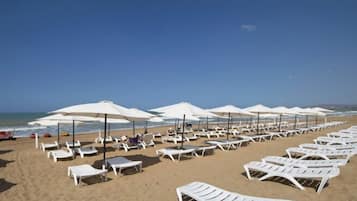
1,116,357,201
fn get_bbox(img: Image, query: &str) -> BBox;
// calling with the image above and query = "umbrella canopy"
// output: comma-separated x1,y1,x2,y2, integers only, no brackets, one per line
207,105,255,117
31,114,98,145
38,113,98,122
312,107,334,113
290,107,308,114
148,116,164,123
51,100,150,168
244,104,277,114
301,108,326,116
98,118,130,124
28,120,59,127
150,102,217,119
150,102,216,148
51,100,149,121
271,106,301,115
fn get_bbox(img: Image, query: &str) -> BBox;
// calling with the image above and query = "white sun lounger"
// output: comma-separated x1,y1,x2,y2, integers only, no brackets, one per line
156,148,197,161
176,181,291,201
68,164,107,186
184,133,199,141
75,146,98,158
315,136,357,145
65,140,81,149
239,134,272,142
299,143,357,151
47,149,74,162
286,147,355,160
40,141,59,152
327,132,357,138
195,131,219,139
161,135,185,144
244,161,340,193
95,136,113,144
106,157,142,176
140,134,155,149
262,156,347,168
206,139,249,151
182,145,217,157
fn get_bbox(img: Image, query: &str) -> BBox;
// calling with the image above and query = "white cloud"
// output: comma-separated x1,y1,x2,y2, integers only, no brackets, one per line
241,24,257,32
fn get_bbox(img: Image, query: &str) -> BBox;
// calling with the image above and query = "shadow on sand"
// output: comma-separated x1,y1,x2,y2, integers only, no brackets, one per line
0,179,16,193
0,159,14,168
0,150,13,155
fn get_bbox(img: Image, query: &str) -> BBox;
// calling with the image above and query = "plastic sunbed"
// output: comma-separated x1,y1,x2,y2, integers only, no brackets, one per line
106,157,142,176
176,181,291,201
68,164,107,186
244,161,339,193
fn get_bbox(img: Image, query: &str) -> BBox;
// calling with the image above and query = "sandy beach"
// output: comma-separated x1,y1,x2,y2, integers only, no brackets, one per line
1,116,357,201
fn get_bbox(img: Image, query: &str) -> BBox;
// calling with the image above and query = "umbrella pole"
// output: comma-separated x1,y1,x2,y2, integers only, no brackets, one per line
108,123,111,136
103,114,107,169
257,112,260,135
144,121,148,134
278,114,282,132
306,116,308,128
294,115,297,129
206,116,208,131
174,119,177,131
132,121,136,136
197,120,200,130
315,115,318,125
72,120,75,152
227,112,231,140
57,122,60,146
181,114,185,149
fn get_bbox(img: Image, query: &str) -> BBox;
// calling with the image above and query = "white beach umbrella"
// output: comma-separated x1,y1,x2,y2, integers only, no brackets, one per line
150,102,216,148
312,107,334,113
208,105,255,139
244,104,277,134
51,100,150,167
33,114,98,145
28,120,58,127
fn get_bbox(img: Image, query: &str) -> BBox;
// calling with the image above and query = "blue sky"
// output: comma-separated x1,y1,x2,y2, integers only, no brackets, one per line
1,0,357,112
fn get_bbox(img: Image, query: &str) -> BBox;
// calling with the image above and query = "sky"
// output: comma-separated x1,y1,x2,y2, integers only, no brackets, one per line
1,0,357,112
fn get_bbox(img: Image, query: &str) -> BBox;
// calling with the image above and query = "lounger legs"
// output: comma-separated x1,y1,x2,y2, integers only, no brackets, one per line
317,177,329,193
176,189,184,201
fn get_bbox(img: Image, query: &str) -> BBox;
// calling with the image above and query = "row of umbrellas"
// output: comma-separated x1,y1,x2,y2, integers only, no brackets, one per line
29,100,333,168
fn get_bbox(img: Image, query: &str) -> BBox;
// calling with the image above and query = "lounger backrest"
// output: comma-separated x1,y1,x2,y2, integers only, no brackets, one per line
143,134,153,143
